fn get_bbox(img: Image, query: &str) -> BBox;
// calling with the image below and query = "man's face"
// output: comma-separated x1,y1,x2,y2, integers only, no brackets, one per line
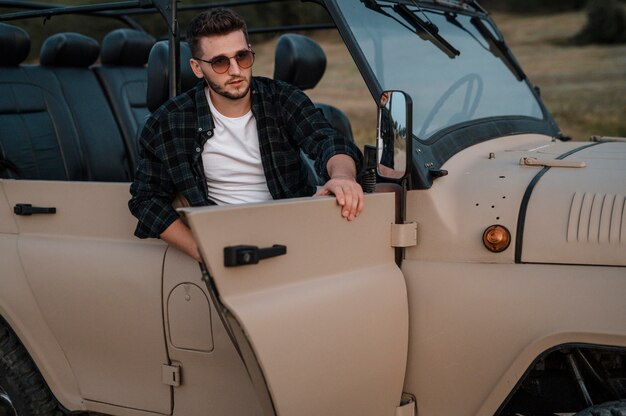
190,30,252,100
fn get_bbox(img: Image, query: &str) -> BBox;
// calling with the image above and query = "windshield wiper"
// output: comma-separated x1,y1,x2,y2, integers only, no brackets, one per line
470,16,526,81
394,4,460,59
361,0,459,59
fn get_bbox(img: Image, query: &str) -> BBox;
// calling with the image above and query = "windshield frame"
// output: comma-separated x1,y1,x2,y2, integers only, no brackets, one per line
323,0,560,189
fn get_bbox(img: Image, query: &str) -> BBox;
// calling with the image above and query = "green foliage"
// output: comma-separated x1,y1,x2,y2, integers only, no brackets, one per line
572,0,626,44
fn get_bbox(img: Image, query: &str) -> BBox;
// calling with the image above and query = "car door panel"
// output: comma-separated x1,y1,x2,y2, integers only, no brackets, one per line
162,248,263,416
2,180,171,414
182,193,408,416
0,180,17,234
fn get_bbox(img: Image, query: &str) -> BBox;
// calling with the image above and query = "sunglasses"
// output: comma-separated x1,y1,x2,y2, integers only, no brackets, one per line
194,50,255,74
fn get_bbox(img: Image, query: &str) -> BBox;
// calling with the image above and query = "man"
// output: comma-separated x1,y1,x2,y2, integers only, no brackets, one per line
129,8,364,262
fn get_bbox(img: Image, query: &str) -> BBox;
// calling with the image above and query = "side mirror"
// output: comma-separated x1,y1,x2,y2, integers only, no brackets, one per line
376,91,412,181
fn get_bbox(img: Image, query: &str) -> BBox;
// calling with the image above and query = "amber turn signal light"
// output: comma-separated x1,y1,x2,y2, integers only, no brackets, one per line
483,225,511,253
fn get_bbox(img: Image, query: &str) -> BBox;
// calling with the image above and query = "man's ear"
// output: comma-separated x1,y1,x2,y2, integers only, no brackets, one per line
189,59,205,79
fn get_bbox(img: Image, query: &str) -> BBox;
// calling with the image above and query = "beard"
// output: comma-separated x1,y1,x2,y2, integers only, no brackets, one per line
207,75,250,100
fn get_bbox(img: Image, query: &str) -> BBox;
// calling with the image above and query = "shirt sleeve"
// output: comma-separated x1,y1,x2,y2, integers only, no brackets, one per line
280,86,363,182
128,118,180,239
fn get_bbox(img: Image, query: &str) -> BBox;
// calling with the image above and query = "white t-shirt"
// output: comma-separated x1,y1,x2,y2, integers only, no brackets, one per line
202,89,273,205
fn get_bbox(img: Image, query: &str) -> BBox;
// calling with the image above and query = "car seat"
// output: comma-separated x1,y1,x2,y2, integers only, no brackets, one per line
273,33,354,141
146,40,199,113
273,33,355,185
93,28,156,169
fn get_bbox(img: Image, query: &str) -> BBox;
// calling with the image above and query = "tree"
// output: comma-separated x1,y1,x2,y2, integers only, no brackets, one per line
572,0,626,44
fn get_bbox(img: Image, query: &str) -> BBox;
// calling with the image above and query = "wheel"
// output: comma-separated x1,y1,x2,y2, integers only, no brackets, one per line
574,399,626,415
0,321,64,416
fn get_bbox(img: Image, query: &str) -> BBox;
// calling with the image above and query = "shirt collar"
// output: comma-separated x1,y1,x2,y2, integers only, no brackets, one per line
194,78,261,138
194,81,214,142
250,77,262,120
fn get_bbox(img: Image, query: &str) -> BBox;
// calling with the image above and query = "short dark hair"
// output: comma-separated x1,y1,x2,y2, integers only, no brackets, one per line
186,8,249,57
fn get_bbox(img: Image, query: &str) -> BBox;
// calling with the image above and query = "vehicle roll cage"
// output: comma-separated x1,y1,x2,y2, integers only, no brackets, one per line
0,0,335,99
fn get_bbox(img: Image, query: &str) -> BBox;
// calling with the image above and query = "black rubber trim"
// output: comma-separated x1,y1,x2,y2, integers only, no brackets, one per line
514,142,601,263
411,116,559,190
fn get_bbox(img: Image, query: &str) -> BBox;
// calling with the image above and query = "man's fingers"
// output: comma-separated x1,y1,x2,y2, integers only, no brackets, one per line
332,186,347,215
314,188,330,197
315,178,364,221
340,186,354,221
352,186,362,220
356,188,365,215
348,183,363,220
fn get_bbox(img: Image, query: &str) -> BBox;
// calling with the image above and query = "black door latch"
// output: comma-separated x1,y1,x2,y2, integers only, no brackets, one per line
14,203,56,216
224,244,287,267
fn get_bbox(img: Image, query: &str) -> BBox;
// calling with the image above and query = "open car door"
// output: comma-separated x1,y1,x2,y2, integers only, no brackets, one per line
181,193,408,416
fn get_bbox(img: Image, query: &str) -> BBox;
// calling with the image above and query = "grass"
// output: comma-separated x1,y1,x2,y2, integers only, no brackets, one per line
252,10,626,145
493,11,626,140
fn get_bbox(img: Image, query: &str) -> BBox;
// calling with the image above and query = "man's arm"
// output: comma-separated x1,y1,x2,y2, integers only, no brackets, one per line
160,219,201,262
315,154,364,221
277,85,365,220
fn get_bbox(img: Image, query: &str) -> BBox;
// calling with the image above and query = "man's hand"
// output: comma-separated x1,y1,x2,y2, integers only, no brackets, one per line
315,154,364,221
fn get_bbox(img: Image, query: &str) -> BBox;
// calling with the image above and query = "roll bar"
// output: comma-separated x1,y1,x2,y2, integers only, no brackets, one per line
0,0,335,99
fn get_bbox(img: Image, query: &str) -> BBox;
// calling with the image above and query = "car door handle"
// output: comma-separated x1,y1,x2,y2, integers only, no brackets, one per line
224,244,287,267
13,203,57,216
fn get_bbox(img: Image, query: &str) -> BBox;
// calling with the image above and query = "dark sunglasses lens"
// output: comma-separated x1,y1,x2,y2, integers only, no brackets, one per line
211,57,230,73
236,51,254,69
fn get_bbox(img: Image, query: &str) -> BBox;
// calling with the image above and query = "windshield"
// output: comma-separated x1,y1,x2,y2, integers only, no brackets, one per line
336,1,544,141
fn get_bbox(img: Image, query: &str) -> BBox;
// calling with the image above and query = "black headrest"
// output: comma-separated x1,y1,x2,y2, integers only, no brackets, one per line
101,29,156,66
273,34,326,90
0,23,30,66
40,33,99,67
147,40,198,112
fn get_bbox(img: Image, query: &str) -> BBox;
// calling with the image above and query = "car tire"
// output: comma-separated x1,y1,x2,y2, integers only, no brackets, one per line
574,399,626,416
0,321,64,416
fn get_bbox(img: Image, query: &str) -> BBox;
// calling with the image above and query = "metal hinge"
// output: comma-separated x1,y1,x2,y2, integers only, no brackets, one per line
162,364,181,387
519,157,585,168
391,222,418,247
395,393,416,416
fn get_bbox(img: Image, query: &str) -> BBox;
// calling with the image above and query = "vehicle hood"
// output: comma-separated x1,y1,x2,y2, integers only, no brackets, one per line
521,140,626,266
406,135,626,266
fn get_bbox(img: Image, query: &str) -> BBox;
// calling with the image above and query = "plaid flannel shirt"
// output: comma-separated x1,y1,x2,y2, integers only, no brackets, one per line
129,76,362,239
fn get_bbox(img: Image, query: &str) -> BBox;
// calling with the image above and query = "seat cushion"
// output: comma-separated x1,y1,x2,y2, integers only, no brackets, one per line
147,40,199,112
101,28,155,67
0,23,30,66
273,34,327,90
40,32,99,67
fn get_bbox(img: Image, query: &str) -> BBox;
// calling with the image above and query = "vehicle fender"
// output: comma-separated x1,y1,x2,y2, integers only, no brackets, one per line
0,235,85,411
479,332,626,415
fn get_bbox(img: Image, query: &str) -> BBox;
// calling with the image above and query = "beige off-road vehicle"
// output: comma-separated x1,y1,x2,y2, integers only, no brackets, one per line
0,0,625,415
